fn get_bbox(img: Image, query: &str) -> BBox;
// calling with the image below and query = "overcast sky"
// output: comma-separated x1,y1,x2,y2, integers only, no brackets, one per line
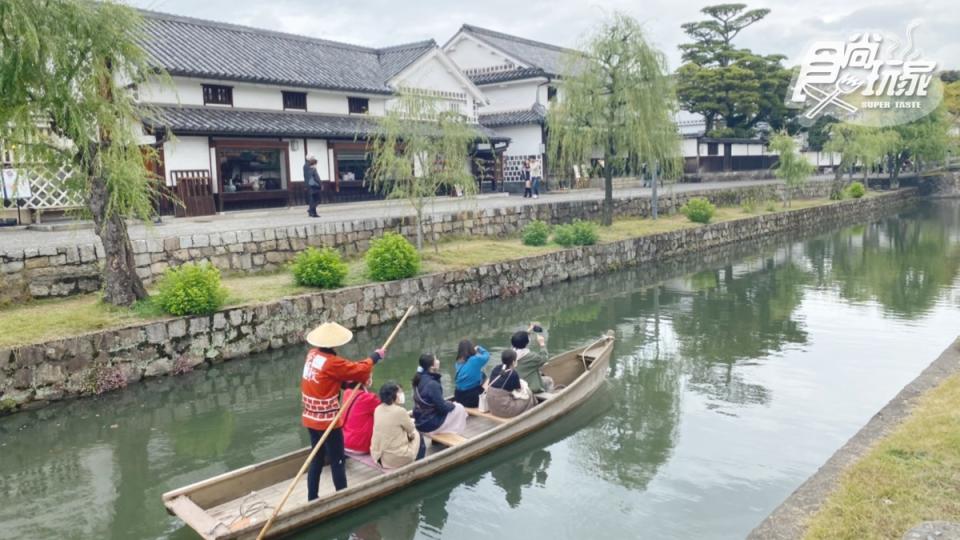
126,0,959,70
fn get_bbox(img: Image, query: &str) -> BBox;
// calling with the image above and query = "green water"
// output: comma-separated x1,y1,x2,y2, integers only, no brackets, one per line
2,201,960,540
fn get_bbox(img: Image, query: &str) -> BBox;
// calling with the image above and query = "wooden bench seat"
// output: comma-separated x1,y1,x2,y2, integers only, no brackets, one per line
428,432,469,447
465,408,509,424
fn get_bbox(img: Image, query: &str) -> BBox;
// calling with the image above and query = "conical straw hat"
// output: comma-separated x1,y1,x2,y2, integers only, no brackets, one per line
306,322,353,348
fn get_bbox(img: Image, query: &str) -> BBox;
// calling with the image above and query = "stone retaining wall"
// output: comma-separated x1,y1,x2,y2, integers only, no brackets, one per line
0,182,838,302
0,189,915,415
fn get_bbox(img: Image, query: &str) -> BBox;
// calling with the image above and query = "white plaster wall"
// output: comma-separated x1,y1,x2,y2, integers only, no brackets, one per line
481,82,541,113
139,77,203,106
284,139,307,182
233,85,283,110
140,76,389,116
391,53,481,121
305,139,331,181
681,139,699,157
444,35,517,71
161,136,210,185
497,125,542,156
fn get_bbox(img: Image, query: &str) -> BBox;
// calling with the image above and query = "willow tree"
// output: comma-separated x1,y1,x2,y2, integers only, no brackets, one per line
548,13,680,225
368,92,480,250
0,0,164,305
769,132,813,207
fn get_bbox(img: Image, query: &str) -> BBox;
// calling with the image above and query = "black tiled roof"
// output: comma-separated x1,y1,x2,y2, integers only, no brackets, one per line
139,11,435,94
478,104,547,128
468,67,547,85
144,105,507,141
459,24,572,76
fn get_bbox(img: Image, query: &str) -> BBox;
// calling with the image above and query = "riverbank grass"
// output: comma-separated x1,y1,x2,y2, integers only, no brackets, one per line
804,373,960,540
0,196,842,348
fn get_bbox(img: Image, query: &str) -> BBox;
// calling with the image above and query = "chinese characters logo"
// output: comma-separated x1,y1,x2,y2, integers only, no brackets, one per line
786,22,943,127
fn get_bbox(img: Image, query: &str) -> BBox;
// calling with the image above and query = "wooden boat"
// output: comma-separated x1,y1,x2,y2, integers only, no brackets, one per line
163,332,615,539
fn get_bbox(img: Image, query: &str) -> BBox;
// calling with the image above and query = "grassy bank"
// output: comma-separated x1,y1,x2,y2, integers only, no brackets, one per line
804,373,960,539
0,197,839,348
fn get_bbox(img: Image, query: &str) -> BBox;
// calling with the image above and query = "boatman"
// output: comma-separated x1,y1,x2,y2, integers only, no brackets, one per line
301,321,386,500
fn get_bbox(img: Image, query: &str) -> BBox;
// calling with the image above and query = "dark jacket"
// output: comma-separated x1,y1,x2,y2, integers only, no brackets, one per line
303,161,322,188
413,372,453,432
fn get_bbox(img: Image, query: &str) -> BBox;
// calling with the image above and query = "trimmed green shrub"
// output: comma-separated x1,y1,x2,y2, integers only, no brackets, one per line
522,220,551,246
572,220,598,246
366,232,420,281
552,223,576,247
681,197,716,224
846,181,866,198
291,247,348,289
553,220,597,247
155,262,227,316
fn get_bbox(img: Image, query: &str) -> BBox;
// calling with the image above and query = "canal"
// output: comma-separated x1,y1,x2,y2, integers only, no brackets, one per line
2,200,959,540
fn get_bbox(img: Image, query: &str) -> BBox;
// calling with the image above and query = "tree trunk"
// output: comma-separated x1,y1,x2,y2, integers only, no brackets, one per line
651,160,659,220
414,206,424,251
602,157,614,226
88,175,148,306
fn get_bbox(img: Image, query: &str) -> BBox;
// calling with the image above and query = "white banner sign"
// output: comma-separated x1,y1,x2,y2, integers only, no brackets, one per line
2,168,32,200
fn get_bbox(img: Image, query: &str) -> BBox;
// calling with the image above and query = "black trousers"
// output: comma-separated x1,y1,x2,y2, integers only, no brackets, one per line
307,186,322,216
307,427,347,500
453,385,483,408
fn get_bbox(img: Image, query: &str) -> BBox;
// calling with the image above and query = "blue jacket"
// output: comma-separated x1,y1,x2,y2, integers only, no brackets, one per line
454,345,490,391
413,372,453,432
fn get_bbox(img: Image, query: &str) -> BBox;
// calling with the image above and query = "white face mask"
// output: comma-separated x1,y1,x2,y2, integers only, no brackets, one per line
396,392,406,405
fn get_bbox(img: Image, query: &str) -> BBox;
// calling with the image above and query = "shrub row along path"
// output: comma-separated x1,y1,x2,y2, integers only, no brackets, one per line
0,177,834,253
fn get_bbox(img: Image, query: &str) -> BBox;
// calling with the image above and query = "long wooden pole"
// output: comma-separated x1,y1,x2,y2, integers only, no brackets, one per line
256,306,414,540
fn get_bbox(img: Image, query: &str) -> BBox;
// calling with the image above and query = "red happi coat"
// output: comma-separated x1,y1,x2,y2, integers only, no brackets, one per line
301,348,374,431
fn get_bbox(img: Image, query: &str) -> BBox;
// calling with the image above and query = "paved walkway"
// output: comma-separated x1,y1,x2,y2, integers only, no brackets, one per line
0,177,829,252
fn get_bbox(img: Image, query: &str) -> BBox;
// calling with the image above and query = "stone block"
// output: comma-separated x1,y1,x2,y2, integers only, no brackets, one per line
145,323,167,344
163,237,180,252
168,319,187,338
179,235,194,249
189,317,210,335
193,235,210,248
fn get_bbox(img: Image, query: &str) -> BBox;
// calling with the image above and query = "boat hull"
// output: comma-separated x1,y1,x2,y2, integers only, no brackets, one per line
164,334,614,539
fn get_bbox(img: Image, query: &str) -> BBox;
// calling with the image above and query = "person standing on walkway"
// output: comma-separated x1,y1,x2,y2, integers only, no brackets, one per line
301,321,386,500
530,157,543,199
304,156,322,218
522,159,533,198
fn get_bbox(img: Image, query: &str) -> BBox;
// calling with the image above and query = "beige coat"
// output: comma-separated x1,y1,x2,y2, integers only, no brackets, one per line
371,403,421,469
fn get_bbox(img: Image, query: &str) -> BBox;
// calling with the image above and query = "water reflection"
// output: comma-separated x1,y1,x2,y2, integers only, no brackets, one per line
2,201,960,540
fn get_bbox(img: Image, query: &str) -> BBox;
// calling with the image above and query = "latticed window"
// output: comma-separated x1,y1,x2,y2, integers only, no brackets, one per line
348,97,369,114
202,84,233,106
283,91,307,110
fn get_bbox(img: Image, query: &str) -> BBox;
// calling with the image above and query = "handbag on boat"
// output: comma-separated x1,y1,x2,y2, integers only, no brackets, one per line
511,379,531,402
478,391,490,412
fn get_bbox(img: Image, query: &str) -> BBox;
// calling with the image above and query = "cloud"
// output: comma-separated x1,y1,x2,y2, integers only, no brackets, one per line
127,0,959,69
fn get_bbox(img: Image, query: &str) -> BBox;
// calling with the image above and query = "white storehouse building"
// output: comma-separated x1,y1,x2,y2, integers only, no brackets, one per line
443,25,568,184
135,11,501,216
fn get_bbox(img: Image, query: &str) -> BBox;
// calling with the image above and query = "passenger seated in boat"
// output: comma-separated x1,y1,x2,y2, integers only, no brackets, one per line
342,378,380,454
453,340,490,408
371,381,426,468
486,349,537,418
512,325,555,394
301,322,387,500
413,353,468,435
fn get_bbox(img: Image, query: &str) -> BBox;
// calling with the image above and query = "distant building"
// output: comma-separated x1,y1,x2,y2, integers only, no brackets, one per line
443,25,566,184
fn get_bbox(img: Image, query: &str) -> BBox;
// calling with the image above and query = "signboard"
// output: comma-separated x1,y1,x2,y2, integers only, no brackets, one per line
1,168,31,200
